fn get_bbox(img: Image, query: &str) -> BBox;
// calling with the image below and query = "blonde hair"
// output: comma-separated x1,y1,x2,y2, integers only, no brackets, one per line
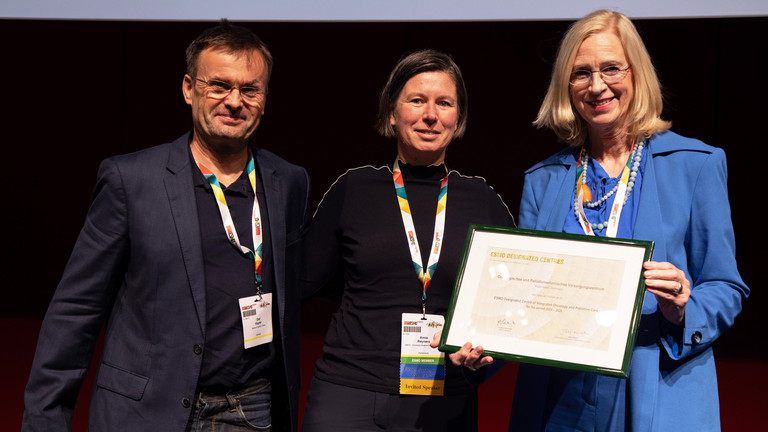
533,10,670,146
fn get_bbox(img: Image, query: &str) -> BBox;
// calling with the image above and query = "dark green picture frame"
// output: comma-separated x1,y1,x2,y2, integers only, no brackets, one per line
438,225,654,378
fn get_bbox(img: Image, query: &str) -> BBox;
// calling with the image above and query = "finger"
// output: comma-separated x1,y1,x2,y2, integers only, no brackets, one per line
644,269,679,283
467,345,483,362
429,331,442,349
645,273,689,297
643,260,675,271
464,345,483,370
448,342,473,366
465,346,496,370
673,281,684,295
645,278,677,294
646,285,681,300
643,262,684,285
476,355,495,368
647,286,687,305
644,267,688,296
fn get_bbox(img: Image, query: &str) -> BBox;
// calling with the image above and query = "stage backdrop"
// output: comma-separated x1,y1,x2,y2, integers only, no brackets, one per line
3,14,766,431
3,16,764,357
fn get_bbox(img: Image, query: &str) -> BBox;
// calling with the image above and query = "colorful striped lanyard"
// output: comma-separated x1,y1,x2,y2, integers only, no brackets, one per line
393,159,449,316
574,145,633,238
197,151,264,296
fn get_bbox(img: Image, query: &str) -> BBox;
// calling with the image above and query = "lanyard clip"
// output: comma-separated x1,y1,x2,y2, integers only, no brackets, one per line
255,281,263,301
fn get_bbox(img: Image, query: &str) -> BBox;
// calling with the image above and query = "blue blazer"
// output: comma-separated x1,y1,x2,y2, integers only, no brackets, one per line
511,131,748,431
22,133,311,432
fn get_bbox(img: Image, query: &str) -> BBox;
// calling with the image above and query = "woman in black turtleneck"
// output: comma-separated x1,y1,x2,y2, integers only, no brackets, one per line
300,49,514,432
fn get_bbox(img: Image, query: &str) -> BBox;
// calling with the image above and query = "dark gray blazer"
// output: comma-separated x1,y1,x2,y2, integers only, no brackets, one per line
22,133,311,432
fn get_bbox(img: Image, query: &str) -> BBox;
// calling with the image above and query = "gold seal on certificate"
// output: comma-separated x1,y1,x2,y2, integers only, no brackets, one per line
439,225,653,377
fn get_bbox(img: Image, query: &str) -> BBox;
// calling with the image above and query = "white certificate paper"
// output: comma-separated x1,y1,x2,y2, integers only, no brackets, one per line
440,226,653,377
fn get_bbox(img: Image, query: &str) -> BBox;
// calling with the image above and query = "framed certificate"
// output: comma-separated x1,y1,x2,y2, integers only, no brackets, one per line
438,225,654,377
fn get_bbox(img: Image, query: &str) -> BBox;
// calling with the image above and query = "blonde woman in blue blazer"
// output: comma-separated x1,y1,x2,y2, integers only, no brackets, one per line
445,10,748,431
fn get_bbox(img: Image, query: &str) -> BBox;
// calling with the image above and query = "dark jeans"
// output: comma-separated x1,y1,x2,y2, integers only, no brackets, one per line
188,377,271,432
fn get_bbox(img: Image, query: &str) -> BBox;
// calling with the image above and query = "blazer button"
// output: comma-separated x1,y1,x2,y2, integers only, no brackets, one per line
182,397,191,408
193,344,203,355
691,331,703,345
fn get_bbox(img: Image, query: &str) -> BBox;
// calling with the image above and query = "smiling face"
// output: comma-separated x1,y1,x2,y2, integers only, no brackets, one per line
570,30,634,139
390,71,459,166
183,47,268,155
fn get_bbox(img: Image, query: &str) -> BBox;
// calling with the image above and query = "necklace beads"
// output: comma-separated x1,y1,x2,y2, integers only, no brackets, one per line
574,140,644,230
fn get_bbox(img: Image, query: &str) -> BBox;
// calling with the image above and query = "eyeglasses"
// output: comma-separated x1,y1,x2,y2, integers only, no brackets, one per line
570,65,631,86
192,77,267,105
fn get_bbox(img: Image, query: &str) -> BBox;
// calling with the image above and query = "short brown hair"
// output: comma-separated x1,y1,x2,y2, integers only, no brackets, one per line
185,19,273,88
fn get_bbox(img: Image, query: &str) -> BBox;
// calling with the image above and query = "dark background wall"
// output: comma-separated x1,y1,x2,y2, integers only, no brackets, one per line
2,16,766,428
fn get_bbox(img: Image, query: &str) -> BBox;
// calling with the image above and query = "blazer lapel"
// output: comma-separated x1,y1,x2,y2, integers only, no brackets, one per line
628,142,664,432
634,143,667,262
541,151,578,232
255,150,287,333
164,134,207,336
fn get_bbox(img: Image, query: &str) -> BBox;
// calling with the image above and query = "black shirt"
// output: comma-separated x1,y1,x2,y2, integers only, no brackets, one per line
302,162,514,395
192,151,276,390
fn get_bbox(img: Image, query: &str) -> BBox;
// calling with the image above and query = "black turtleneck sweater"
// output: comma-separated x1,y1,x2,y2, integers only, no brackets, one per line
302,161,514,395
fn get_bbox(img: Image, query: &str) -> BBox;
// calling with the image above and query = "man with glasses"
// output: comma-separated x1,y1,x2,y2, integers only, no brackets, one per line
22,20,310,432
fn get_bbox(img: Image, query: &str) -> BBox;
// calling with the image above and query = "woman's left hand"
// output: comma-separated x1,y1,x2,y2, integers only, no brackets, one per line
643,261,690,325
430,332,495,370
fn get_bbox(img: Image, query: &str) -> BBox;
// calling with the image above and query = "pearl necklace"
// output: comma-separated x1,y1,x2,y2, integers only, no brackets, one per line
574,140,644,231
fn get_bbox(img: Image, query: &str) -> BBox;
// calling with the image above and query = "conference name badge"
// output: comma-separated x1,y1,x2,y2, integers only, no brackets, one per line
400,313,445,396
238,294,273,349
